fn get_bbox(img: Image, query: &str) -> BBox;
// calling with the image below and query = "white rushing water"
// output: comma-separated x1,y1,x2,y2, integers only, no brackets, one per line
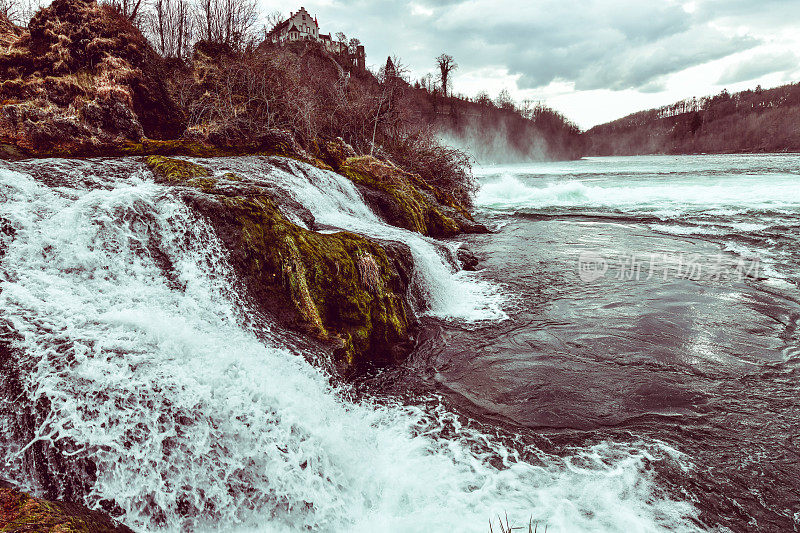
473,154,800,291
202,156,507,322
475,167,800,216
0,158,701,532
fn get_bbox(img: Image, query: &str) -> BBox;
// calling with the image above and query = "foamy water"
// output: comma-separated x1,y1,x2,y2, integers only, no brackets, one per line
0,158,704,532
202,157,507,322
427,154,800,530
476,171,800,215
474,154,800,289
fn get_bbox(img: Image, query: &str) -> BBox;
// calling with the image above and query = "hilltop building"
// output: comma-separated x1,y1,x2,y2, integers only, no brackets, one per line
267,7,365,70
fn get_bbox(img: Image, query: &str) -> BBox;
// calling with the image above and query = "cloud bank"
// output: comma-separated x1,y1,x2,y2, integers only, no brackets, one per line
260,0,800,126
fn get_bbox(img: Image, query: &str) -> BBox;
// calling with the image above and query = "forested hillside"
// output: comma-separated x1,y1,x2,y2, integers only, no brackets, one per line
586,83,800,155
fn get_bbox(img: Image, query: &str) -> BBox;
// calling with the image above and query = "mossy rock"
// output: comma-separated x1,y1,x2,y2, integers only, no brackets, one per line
145,154,218,192
0,143,23,160
0,486,133,532
338,155,463,237
144,156,416,374
3,134,336,167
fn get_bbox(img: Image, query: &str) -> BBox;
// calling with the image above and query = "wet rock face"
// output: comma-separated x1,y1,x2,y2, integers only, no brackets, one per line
321,137,358,169
0,0,184,155
0,484,134,532
457,246,481,271
145,156,417,375
338,155,474,237
323,138,487,237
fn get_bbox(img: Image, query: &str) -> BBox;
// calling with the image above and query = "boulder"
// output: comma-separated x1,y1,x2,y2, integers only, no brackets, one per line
337,154,486,237
457,246,481,271
322,137,357,168
145,156,417,374
0,484,133,532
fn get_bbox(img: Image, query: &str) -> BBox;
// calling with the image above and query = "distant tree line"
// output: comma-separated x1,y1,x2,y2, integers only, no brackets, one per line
587,83,800,155
408,67,583,161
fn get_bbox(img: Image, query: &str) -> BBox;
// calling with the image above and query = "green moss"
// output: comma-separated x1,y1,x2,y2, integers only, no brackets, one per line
0,143,24,160
227,193,412,369
339,156,462,237
142,156,413,373
145,155,211,183
223,194,413,371
125,139,228,157
0,487,131,532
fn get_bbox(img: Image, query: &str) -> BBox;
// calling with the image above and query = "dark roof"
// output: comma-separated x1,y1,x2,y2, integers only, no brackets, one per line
268,19,291,36
268,19,302,36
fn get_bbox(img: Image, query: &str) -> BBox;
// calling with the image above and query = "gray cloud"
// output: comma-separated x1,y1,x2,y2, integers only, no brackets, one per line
717,51,799,85
296,0,781,93
695,0,800,27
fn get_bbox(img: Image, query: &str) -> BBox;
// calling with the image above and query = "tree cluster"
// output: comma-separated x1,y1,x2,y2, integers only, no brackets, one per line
587,83,800,155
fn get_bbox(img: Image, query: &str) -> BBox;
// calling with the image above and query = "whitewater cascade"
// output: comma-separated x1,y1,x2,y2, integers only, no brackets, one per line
474,159,800,290
0,157,699,532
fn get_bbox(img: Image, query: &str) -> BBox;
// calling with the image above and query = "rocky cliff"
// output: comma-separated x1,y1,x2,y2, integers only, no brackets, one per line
0,0,184,156
0,0,481,380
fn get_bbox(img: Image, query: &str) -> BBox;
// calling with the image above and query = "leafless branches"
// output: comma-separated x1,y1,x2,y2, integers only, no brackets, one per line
1,0,41,26
146,0,194,58
107,0,145,22
436,53,457,97
264,10,283,32
195,0,257,49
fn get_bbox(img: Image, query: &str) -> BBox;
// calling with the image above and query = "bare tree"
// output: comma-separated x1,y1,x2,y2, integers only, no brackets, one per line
147,0,194,58
196,0,258,49
371,55,410,154
496,88,515,111
2,0,44,25
0,0,19,23
389,55,408,82
107,0,146,22
520,98,535,119
435,53,457,97
420,73,435,93
348,37,361,55
264,9,283,33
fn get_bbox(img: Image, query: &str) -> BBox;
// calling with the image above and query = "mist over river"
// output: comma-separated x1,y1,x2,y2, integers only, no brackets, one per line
1,154,798,532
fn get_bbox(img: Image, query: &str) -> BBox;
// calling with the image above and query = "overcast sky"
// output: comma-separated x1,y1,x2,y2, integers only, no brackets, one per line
258,0,800,129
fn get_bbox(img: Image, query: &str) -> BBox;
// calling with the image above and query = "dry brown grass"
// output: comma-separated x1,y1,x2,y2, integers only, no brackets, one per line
489,513,548,533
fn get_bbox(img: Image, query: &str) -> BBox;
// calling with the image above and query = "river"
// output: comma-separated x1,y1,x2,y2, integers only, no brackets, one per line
1,154,797,532
412,154,800,532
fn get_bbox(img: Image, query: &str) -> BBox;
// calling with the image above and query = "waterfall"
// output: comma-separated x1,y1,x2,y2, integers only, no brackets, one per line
200,156,508,322
0,158,699,532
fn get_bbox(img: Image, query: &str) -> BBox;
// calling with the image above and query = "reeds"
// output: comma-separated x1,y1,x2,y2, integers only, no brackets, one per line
489,512,547,533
